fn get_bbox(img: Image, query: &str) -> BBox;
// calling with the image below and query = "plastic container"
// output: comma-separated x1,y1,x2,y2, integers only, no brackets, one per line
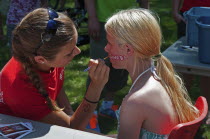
184,7,210,47
196,16,210,64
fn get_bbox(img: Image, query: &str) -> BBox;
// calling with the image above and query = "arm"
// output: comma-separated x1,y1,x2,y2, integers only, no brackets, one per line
56,87,74,116
172,0,185,23
70,59,109,130
84,0,100,40
138,0,149,9
118,97,146,139
40,59,109,130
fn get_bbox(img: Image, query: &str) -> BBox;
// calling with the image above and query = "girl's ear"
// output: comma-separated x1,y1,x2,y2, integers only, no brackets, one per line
34,56,47,64
125,44,134,56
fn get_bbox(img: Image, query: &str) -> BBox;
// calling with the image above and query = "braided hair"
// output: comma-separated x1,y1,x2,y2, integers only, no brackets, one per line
12,8,76,111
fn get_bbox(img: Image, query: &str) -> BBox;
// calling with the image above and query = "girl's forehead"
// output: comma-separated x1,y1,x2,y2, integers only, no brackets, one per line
107,34,116,42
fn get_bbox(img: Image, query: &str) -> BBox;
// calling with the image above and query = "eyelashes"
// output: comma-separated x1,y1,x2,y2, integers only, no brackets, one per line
66,47,76,57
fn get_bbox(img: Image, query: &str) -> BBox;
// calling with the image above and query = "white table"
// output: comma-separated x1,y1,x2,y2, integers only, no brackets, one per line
163,37,210,77
0,114,112,139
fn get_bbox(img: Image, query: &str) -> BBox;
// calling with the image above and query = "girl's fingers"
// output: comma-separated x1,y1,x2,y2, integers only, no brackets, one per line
94,59,105,75
101,66,110,83
88,59,98,73
100,63,108,76
88,59,109,82
105,67,110,78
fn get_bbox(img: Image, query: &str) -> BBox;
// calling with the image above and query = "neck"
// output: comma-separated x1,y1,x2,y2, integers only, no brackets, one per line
36,63,53,73
127,57,151,83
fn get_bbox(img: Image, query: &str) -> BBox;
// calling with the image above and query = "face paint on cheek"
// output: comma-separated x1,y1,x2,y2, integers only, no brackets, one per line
110,55,128,61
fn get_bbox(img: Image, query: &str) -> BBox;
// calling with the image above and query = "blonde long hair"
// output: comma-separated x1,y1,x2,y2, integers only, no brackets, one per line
105,8,199,123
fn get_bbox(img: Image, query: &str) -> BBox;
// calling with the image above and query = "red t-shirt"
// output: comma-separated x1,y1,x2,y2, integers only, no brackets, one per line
0,57,64,120
181,0,210,12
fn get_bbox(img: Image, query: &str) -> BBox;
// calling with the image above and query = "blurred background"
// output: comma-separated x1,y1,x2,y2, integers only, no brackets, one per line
0,0,209,137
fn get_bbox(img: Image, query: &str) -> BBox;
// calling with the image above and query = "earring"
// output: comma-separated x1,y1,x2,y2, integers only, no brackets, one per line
41,61,44,64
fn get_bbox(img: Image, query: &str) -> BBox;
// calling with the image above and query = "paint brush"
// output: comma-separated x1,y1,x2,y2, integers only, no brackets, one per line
83,56,109,72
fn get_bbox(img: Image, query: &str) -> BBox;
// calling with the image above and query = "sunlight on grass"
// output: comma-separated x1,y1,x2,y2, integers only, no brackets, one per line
59,0,210,137
0,0,209,137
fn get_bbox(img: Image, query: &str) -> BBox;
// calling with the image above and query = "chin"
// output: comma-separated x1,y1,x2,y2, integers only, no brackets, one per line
64,61,71,67
111,64,123,69
58,63,68,67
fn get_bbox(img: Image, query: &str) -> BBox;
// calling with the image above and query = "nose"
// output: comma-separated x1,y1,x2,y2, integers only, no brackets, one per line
74,46,81,55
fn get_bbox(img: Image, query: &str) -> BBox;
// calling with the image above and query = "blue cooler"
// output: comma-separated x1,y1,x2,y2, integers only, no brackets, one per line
184,7,210,47
196,16,210,64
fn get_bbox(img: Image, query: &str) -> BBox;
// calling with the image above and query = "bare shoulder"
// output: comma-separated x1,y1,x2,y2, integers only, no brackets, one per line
122,77,169,113
121,77,177,133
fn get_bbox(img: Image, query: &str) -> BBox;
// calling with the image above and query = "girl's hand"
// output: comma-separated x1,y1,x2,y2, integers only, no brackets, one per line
172,12,185,24
88,17,101,41
88,59,110,87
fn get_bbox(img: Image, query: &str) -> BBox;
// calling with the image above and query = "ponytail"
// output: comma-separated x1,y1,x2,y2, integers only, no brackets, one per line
156,56,199,123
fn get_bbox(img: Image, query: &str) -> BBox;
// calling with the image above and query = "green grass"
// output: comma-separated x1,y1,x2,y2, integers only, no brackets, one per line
0,0,209,138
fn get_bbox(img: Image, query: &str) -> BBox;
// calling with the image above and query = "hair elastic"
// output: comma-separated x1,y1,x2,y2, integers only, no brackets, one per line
152,53,162,66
